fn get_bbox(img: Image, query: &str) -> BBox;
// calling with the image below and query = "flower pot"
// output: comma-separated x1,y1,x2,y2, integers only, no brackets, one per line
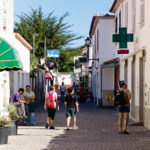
8,120,18,135
0,127,8,144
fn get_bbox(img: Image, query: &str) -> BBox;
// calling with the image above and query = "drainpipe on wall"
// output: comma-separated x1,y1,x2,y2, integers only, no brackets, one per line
98,68,103,108
101,69,102,100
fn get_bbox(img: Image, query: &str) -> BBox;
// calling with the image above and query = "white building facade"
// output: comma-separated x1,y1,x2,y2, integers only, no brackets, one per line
74,48,89,88
89,14,118,107
0,0,31,109
110,0,150,129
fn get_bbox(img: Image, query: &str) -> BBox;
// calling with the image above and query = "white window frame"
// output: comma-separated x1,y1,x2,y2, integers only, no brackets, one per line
140,0,145,27
132,0,136,33
125,2,128,28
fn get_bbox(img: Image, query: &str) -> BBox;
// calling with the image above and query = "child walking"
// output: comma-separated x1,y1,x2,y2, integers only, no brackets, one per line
45,86,59,129
64,88,79,130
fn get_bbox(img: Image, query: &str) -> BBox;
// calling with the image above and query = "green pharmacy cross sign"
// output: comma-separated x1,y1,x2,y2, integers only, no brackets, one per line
113,27,133,48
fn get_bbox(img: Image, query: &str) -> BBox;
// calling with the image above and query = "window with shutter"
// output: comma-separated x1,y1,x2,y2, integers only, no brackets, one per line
115,17,118,33
119,11,121,27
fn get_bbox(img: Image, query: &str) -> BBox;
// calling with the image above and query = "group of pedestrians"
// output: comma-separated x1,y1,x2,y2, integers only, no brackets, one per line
9,80,130,134
44,85,79,130
9,81,79,130
10,85,36,126
59,81,78,101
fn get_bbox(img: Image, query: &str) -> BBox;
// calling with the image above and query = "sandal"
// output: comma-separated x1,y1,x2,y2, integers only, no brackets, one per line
122,131,129,134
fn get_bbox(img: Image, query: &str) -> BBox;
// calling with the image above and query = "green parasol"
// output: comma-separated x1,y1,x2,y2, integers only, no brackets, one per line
0,38,23,71
70,73,75,78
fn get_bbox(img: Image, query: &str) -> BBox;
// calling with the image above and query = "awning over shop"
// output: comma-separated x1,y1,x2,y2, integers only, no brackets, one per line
101,58,120,68
70,73,75,78
0,38,23,71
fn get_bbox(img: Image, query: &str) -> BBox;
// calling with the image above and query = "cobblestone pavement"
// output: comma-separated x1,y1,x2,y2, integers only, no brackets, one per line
0,104,65,150
1,102,150,150
47,102,150,150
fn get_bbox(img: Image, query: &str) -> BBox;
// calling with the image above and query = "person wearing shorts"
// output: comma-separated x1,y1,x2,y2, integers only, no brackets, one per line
45,86,59,129
64,88,79,130
118,81,131,134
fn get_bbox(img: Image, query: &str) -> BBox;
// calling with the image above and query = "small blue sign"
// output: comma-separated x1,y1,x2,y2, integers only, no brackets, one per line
47,50,60,58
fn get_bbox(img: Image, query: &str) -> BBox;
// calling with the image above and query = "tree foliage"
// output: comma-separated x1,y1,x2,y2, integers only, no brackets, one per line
15,7,83,72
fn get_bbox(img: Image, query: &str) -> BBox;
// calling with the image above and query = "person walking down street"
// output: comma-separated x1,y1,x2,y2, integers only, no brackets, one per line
76,80,79,88
10,88,27,118
72,82,77,95
24,85,36,126
118,81,131,134
64,88,79,130
45,86,59,129
79,83,84,103
60,82,66,102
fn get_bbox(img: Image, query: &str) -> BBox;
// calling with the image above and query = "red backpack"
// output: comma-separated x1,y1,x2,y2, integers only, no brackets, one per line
46,92,56,108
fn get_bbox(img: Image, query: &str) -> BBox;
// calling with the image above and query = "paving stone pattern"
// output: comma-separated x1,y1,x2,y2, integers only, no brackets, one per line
1,101,150,150
48,102,150,150
0,104,65,150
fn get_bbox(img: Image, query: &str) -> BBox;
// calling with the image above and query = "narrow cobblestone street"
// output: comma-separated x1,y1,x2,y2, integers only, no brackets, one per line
1,102,150,150
48,102,150,150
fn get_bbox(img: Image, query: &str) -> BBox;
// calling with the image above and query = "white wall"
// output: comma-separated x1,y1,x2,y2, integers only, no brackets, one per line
91,16,116,104
57,73,72,86
98,19,115,64
0,0,14,34
0,0,31,111
12,36,30,93
138,0,150,110
112,0,150,128
0,72,10,108
116,0,150,107
102,68,114,90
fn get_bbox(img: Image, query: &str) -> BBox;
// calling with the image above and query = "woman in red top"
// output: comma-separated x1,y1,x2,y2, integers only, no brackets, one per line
45,86,59,129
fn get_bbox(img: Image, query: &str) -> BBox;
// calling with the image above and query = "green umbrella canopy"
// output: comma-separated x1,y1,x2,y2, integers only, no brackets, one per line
70,73,75,78
0,38,23,71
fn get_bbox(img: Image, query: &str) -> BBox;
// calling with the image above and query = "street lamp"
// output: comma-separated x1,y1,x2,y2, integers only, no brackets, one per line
85,37,98,93
85,37,99,61
85,37,91,60
85,37,91,47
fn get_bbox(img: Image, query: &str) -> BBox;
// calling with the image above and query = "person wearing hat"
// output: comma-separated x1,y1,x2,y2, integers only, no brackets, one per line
118,81,131,134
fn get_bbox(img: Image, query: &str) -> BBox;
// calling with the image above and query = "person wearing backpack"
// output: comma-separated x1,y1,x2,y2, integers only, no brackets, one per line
45,86,59,129
117,81,131,134
64,87,79,130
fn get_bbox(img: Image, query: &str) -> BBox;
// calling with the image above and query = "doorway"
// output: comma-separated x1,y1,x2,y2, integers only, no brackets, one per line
124,59,128,82
139,57,144,121
131,57,135,118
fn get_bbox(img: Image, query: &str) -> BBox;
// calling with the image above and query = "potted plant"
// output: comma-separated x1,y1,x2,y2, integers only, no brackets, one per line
0,116,11,144
8,104,22,135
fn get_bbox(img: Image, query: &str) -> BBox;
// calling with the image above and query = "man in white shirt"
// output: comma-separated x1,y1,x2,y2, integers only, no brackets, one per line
24,85,35,126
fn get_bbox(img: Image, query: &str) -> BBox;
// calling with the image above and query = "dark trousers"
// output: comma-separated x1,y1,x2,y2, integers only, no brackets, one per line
61,92,65,102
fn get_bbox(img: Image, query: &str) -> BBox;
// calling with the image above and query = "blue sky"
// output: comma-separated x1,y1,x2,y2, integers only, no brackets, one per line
14,0,114,47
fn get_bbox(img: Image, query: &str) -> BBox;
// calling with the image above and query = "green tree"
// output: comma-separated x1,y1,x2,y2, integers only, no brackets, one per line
15,7,83,72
